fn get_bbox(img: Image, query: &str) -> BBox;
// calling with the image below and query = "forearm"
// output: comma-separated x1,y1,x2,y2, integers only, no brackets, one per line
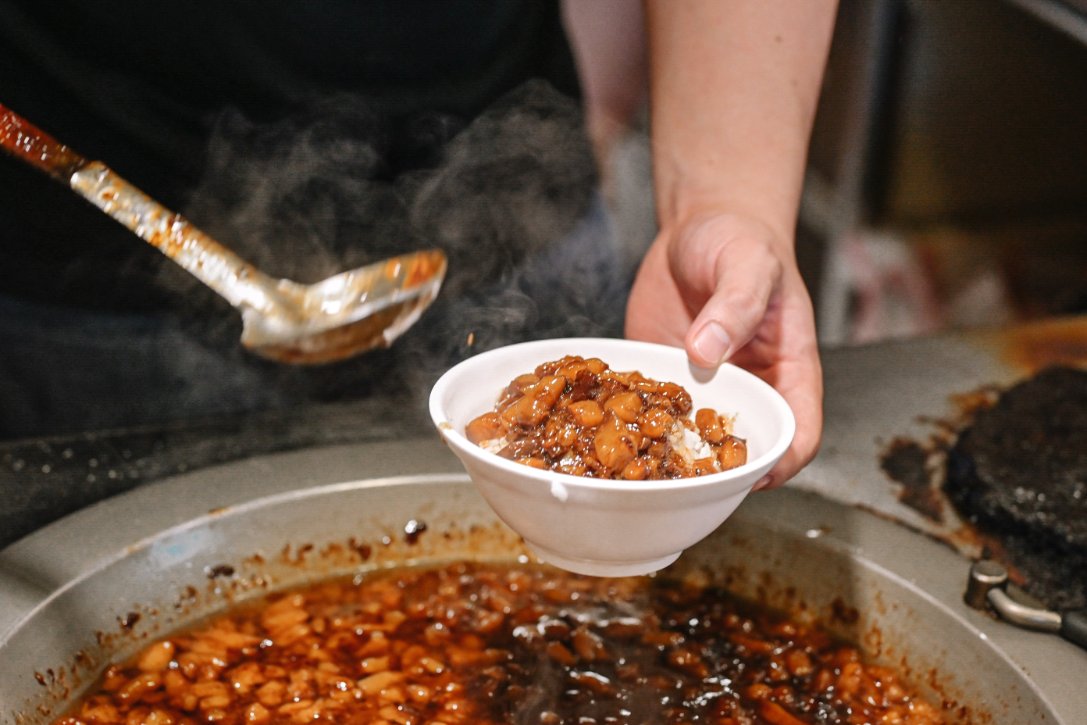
644,0,837,245
561,0,648,159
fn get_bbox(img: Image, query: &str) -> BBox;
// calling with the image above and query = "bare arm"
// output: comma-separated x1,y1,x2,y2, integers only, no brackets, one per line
628,0,837,487
561,0,648,173
645,0,837,244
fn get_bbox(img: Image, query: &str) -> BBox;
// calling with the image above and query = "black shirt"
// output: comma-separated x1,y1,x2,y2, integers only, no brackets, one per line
0,0,579,310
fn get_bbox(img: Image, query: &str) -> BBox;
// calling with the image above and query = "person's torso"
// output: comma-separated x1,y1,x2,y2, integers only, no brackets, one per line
0,0,578,310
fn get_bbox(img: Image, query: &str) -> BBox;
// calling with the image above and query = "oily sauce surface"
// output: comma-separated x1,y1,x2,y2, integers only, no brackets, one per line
56,562,943,725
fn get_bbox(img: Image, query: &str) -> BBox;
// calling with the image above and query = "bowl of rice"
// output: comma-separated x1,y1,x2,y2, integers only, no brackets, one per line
429,337,795,576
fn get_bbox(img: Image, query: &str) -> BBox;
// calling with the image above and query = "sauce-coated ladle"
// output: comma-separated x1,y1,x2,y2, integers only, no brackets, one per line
0,103,446,365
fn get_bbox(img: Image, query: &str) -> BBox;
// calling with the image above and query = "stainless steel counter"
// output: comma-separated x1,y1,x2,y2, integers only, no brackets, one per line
800,315,1087,549
2,316,1086,722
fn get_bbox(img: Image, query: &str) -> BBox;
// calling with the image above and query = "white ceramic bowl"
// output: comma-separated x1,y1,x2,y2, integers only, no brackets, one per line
429,337,795,576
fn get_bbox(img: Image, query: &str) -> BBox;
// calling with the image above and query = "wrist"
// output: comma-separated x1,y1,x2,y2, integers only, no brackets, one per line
660,203,798,260
652,154,805,247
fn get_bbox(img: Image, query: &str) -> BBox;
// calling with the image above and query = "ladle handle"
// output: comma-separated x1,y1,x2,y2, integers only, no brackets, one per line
68,162,281,313
0,103,88,181
0,103,280,314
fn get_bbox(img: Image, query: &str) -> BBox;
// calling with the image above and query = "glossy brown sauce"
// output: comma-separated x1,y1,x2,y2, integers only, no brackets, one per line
466,356,748,480
55,562,943,725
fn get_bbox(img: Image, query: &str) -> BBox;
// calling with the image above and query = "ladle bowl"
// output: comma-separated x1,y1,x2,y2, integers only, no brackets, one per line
0,103,446,365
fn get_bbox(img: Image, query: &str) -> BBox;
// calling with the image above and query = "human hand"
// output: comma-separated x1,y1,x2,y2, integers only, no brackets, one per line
625,211,823,489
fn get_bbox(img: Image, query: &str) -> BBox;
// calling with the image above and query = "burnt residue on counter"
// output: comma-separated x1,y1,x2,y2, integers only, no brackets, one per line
880,366,1087,611
877,384,998,526
879,437,945,524
945,366,1087,611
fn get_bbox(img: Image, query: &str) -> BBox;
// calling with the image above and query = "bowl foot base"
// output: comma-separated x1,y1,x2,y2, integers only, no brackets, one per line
526,543,681,578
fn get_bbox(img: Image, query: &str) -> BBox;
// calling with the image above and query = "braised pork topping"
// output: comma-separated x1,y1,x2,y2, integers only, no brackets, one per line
466,355,747,480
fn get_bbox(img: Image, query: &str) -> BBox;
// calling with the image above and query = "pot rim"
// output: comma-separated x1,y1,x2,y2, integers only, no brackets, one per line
1,438,1084,724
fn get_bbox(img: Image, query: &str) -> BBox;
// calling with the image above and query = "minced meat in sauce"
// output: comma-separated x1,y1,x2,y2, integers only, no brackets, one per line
466,356,748,480
56,562,944,725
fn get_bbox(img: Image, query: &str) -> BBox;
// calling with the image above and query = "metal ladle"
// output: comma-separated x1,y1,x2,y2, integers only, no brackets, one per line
0,103,447,365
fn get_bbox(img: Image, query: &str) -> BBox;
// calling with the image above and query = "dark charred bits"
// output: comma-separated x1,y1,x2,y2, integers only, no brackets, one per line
204,564,235,579
403,519,428,545
880,438,929,488
118,612,140,630
945,365,1087,610
830,597,860,626
880,437,945,523
348,536,373,561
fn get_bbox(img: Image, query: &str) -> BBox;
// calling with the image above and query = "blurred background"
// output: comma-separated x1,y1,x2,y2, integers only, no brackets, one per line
609,0,1087,349
797,0,1087,345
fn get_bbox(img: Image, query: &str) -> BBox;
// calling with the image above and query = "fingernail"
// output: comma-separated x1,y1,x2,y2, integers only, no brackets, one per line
753,474,774,491
692,321,731,365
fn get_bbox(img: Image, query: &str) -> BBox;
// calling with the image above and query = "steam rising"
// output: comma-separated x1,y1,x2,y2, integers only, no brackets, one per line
160,81,631,419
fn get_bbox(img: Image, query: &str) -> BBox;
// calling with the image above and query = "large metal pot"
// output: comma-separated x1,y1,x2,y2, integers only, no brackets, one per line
2,437,1084,723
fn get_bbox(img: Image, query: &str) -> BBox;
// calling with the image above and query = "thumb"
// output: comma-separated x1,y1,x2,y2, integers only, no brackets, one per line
683,241,782,367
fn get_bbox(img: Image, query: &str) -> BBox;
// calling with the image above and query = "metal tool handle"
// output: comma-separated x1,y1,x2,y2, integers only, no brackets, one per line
0,102,281,316
0,103,87,181
967,560,1087,653
68,162,282,314
1061,609,1087,650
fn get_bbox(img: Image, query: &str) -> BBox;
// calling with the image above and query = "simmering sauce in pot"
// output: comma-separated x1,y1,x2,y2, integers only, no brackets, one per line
55,562,943,724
